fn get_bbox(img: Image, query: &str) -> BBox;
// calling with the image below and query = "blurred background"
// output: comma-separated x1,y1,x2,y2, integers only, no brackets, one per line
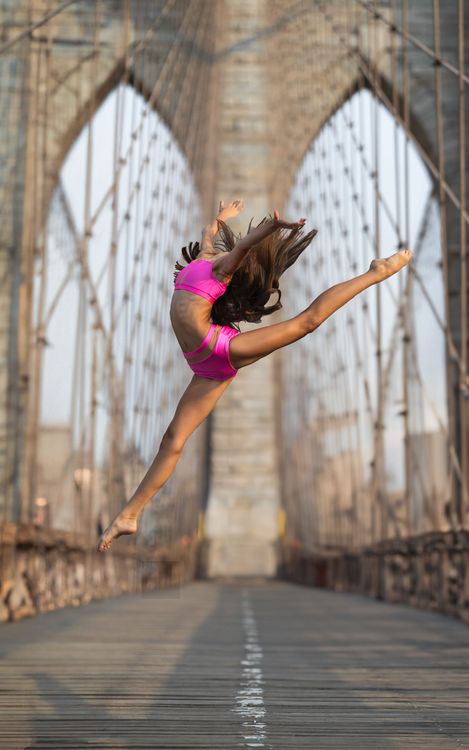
0,0,467,620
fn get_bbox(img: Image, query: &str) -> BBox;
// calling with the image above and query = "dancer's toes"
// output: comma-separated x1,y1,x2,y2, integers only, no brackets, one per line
97,514,138,552
369,247,412,280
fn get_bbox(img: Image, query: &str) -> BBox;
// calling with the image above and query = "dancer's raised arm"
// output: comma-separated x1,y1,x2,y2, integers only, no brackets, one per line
201,199,245,253
216,209,306,276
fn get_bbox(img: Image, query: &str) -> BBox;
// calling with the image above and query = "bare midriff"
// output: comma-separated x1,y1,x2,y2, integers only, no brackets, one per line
170,252,233,351
170,290,215,352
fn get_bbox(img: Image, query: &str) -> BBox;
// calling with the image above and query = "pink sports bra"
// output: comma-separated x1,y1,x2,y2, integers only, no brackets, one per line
174,259,229,303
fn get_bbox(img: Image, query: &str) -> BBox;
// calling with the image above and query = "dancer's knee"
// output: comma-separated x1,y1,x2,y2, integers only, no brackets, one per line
160,424,186,455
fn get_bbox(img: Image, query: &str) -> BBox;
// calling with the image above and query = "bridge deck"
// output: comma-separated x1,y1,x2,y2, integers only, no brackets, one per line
1,580,468,749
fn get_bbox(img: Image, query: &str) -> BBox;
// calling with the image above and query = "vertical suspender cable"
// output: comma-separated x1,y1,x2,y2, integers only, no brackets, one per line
432,0,458,529
457,0,468,525
401,0,413,534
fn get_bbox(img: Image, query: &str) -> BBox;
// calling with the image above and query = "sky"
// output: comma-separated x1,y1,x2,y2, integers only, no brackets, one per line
38,85,202,464
284,89,446,490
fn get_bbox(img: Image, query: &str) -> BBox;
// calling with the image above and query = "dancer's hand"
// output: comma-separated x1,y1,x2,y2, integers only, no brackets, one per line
217,199,245,220
272,209,306,229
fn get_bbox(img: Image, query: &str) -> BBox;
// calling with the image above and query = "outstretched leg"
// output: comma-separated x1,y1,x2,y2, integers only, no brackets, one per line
97,373,234,551
229,247,412,369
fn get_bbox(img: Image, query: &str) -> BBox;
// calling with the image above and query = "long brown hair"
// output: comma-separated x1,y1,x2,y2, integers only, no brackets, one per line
173,214,318,332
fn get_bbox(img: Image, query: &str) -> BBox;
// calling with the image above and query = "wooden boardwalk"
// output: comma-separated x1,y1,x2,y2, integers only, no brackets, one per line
1,580,469,749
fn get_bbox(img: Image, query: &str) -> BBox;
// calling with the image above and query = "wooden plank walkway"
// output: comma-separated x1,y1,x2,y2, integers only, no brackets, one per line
1,580,469,749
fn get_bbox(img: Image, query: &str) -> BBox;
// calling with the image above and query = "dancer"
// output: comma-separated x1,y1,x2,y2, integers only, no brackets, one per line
97,199,412,551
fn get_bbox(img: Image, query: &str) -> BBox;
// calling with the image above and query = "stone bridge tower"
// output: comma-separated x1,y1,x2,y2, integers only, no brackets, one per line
1,1,467,574
205,0,468,572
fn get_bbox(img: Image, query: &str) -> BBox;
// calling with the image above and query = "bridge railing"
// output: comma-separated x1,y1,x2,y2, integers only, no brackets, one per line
282,531,469,624
0,520,199,622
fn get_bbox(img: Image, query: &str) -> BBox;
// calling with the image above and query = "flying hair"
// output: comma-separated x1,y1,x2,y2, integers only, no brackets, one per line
173,214,318,331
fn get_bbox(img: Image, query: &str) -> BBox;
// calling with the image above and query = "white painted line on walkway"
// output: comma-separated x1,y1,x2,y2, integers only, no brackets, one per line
233,589,271,749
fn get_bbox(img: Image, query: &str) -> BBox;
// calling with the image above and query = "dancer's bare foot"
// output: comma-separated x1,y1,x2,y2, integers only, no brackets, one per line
369,246,413,281
97,513,138,552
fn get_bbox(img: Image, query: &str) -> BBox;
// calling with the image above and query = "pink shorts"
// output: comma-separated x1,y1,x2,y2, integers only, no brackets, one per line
183,323,240,381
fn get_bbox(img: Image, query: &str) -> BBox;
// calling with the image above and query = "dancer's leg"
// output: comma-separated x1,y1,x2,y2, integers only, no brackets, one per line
97,373,234,551
229,247,412,369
